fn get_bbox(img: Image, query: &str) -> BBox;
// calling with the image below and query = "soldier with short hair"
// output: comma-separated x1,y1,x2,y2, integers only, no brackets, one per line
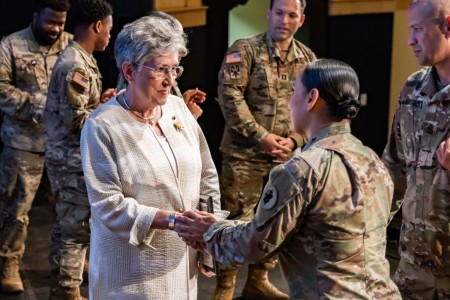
382,0,450,298
0,0,72,293
43,0,114,299
214,0,315,298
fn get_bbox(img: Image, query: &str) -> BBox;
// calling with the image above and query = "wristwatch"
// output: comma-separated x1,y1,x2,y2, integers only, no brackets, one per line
168,212,176,230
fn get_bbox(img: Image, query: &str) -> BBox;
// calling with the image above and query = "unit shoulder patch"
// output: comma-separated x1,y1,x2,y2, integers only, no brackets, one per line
228,64,241,79
261,185,278,210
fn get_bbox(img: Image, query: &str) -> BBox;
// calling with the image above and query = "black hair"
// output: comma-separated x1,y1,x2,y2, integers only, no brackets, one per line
301,59,361,120
70,0,113,26
270,0,306,13
33,0,70,12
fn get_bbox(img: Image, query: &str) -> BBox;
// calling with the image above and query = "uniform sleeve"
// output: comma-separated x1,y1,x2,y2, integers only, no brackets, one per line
382,99,407,221
204,159,313,264
60,66,97,133
81,117,158,248
217,40,269,143
0,38,43,120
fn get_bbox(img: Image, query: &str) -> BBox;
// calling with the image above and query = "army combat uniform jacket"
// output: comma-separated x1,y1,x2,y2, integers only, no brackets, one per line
218,32,315,162
382,67,450,275
44,40,103,172
0,26,72,152
205,122,401,299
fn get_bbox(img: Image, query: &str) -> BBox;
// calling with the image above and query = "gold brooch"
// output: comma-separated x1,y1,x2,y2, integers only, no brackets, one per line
172,116,183,132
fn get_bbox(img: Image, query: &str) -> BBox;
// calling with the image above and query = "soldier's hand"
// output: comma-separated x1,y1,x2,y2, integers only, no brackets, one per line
183,88,206,104
101,88,117,103
261,133,291,158
175,210,219,241
32,92,46,124
437,138,450,170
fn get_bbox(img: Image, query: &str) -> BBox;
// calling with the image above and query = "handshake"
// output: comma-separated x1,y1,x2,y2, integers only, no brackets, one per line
173,209,228,251
173,209,229,277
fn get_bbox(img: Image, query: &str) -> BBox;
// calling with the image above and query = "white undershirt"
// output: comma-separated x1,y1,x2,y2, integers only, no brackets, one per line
154,132,178,176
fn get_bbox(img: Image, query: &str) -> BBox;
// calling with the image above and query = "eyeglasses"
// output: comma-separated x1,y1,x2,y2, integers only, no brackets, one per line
138,64,184,79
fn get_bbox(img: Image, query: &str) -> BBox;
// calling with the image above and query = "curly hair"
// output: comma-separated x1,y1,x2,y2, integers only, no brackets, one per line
115,15,188,74
70,0,113,26
33,0,71,12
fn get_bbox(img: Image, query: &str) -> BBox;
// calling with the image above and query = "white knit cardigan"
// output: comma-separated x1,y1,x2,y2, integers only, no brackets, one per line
81,95,220,300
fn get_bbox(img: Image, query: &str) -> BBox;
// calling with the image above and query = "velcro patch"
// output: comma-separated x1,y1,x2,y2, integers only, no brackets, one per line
71,71,89,90
228,65,241,79
226,53,241,64
261,185,278,210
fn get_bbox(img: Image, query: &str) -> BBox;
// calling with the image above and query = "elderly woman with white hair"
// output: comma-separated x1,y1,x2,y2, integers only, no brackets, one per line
80,15,220,299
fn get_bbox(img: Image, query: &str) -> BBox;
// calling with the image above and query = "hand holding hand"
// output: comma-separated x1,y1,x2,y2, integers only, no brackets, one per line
174,210,219,242
261,133,292,159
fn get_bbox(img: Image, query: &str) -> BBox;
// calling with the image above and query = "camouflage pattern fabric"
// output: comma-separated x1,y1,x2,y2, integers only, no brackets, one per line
0,26,72,153
220,156,278,221
0,26,71,259
44,40,103,172
205,122,401,299
46,167,90,287
217,32,315,162
0,146,44,258
44,40,102,288
382,67,450,299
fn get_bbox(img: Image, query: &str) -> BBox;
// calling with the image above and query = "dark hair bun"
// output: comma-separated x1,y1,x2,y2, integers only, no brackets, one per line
336,97,361,119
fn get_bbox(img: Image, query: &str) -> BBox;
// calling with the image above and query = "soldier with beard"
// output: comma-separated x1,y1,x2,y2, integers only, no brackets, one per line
0,0,71,293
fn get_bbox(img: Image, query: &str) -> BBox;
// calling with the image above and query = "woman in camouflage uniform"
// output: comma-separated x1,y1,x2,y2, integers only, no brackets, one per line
176,59,401,299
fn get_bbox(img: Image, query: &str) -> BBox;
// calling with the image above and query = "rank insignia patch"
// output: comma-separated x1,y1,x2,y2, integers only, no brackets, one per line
229,65,241,79
71,70,89,90
262,185,278,210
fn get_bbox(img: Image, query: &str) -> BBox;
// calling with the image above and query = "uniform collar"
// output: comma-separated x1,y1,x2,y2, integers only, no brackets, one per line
69,40,99,70
302,121,351,152
265,32,306,63
417,67,450,102
25,25,68,55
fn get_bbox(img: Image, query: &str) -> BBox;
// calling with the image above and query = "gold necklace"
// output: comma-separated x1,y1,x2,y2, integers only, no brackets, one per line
122,93,159,124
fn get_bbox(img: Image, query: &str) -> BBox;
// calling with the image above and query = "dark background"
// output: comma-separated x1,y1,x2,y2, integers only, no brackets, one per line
0,0,393,162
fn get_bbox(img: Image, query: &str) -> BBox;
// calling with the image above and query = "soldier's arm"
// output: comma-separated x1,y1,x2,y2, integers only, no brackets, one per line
203,160,313,264
382,101,407,222
0,39,44,120
60,66,97,133
217,40,268,142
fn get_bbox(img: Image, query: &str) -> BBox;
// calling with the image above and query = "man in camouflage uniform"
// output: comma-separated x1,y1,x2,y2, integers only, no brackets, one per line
43,1,114,299
215,0,315,298
0,0,71,293
382,0,450,299
177,59,401,299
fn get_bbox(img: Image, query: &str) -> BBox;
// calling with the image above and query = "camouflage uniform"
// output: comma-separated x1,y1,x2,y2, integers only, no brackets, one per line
218,32,315,221
0,26,71,259
205,122,401,299
44,40,102,288
382,67,450,299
